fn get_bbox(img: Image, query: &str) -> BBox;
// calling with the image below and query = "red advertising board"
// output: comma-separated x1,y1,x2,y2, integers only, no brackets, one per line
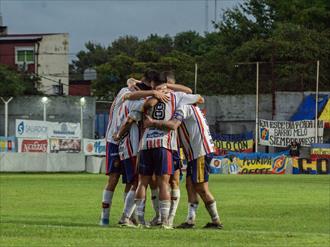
19,139,48,153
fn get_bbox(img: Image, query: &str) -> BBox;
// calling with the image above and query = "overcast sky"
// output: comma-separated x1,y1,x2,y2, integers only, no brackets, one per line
1,0,241,60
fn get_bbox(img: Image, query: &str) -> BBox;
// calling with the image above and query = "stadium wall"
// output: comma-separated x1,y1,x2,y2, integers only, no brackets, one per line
0,96,96,138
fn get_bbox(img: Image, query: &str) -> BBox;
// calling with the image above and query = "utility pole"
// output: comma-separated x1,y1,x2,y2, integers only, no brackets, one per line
205,0,209,33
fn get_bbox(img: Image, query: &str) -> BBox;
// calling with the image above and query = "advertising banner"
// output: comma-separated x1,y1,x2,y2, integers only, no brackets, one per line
49,139,81,153
48,122,81,139
226,151,290,174
18,138,48,153
16,119,48,138
259,119,324,147
213,132,254,155
0,136,16,152
83,139,106,156
292,158,330,174
311,144,330,159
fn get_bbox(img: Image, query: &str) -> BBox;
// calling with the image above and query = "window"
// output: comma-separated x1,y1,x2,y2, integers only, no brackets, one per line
15,47,34,64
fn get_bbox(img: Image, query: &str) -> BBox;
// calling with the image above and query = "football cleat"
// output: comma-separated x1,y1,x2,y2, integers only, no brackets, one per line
99,218,109,227
203,222,224,229
161,224,174,230
175,222,195,229
149,216,162,226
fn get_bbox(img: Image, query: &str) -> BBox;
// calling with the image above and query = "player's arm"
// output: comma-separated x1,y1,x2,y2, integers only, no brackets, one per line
144,115,182,131
166,83,192,94
142,97,159,112
113,117,135,141
124,90,169,103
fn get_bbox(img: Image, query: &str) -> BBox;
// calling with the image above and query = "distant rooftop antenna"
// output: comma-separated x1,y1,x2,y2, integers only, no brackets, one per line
0,0,3,26
205,0,209,33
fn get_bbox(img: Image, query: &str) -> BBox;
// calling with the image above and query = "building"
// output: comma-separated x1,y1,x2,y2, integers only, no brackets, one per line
0,23,69,95
69,79,92,96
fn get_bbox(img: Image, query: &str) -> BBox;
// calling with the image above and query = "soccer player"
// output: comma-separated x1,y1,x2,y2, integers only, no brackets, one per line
99,72,168,226
144,104,224,229
133,72,203,228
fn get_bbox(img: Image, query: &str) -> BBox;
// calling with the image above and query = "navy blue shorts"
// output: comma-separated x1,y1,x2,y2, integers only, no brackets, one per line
186,155,212,183
105,142,121,175
139,148,173,176
172,150,181,171
121,156,137,184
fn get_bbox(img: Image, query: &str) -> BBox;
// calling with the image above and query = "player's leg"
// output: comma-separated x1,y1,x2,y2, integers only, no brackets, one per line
149,174,161,226
100,142,121,226
135,150,153,227
155,148,173,228
168,168,180,227
176,164,199,229
193,156,223,229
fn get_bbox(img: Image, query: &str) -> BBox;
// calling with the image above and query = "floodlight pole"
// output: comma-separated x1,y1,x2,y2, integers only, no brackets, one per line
194,63,198,94
255,62,259,153
315,60,320,143
1,97,13,137
80,97,86,139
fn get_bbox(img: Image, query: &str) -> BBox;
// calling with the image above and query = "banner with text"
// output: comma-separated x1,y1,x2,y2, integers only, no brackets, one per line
16,119,48,138
259,119,324,147
83,139,106,156
292,158,330,174
49,139,81,153
0,136,16,152
18,138,48,153
310,144,330,160
48,122,81,139
212,132,254,155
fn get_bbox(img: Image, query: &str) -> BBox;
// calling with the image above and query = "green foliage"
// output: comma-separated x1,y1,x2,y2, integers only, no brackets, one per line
0,65,41,96
72,0,330,96
1,174,329,246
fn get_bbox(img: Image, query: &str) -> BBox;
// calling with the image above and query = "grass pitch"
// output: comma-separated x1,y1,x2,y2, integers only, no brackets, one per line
0,174,329,247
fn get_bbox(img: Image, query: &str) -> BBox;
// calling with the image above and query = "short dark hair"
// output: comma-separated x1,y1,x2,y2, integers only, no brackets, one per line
144,70,158,83
162,71,175,83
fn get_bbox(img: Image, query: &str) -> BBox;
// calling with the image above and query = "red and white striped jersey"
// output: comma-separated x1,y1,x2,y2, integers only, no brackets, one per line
105,87,131,144
139,92,201,151
175,105,214,161
118,99,145,160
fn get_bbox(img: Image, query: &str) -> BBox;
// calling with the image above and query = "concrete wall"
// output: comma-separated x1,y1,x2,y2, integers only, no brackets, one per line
37,33,69,95
0,96,95,138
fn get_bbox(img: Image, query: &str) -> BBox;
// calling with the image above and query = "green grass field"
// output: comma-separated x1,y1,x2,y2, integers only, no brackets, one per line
0,174,329,247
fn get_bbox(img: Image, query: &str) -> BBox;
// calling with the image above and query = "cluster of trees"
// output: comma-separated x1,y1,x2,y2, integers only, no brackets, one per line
71,0,330,98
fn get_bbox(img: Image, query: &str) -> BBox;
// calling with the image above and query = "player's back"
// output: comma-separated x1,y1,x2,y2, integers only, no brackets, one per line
177,105,214,161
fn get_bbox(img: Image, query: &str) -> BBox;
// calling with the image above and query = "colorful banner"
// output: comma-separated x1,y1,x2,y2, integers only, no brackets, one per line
319,99,330,128
228,152,290,174
16,119,48,138
311,144,330,159
49,139,81,153
212,132,254,155
259,119,324,147
48,122,81,139
83,139,106,156
0,136,16,152
18,138,48,153
292,158,330,174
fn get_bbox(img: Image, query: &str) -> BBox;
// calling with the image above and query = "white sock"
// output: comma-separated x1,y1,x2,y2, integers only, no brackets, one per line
206,201,220,222
101,190,114,220
123,190,136,218
187,202,199,224
135,199,146,224
123,192,128,203
151,189,159,217
168,189,180,225
159,200,171,225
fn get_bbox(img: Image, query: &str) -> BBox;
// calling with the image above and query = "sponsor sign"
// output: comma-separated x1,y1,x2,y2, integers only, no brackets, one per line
83,139,106,156
18,138,48,153
0,136,16,152
49,139,81,153
292,158,330,174
311,144,330,159
259,119,324,147
16,119,48,138
213,132,254,155
48,122,81,139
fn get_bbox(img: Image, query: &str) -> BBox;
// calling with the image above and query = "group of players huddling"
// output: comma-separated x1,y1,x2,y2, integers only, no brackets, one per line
99,70,223,229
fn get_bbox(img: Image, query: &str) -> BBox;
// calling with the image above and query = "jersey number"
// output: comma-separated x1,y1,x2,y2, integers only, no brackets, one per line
152,102,166,120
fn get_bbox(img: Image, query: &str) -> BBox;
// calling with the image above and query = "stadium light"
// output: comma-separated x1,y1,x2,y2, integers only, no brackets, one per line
80,97,86,139
1,97,13,137
41,97,49,122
